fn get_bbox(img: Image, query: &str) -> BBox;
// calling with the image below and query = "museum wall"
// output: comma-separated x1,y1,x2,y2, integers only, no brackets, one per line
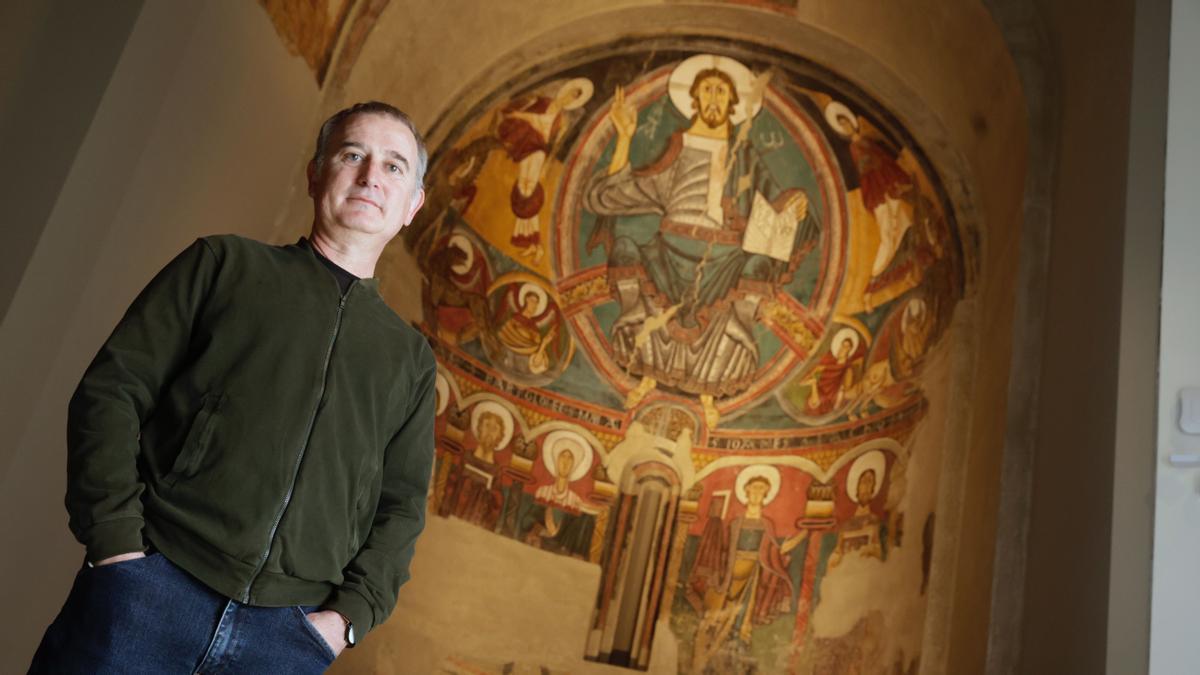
0,2,321,669
0,0,143,323
1017,0,1136,672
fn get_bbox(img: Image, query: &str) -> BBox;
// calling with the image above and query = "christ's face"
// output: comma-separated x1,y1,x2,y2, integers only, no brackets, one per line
693,75,734,129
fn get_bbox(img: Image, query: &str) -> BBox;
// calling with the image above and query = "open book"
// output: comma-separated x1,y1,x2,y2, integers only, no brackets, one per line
742,191,797,261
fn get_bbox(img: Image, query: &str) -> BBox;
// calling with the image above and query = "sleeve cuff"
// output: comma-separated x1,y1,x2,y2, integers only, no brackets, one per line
83,517,145,562
322,587,376,637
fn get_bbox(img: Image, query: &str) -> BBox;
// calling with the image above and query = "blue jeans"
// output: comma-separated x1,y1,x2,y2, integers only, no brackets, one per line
29,551,336,674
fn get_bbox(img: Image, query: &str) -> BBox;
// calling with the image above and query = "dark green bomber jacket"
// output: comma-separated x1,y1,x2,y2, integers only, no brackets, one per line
65,234,436,637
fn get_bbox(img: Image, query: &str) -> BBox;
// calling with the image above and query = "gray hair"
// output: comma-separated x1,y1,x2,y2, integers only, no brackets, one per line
311,101,429,187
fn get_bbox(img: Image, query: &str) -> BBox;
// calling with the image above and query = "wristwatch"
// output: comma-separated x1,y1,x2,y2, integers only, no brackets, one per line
340,613,357,648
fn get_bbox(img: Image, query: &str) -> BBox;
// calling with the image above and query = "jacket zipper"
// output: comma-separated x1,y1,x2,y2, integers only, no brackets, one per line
241,284,352,602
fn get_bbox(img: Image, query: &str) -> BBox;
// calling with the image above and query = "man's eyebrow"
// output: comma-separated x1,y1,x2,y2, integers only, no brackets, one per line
386,150,410,169
337,141,410,171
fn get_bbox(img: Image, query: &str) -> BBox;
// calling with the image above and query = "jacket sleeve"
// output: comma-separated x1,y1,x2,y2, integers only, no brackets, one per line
323,345,437,635
66,238,219,562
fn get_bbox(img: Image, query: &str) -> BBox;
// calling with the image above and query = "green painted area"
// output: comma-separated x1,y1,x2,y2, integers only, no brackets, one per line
754,324,783,364
575,210,606,268
725,394,809,430
752,112,819,195
591,299,620,334
783,241,822,302
542,346,625,409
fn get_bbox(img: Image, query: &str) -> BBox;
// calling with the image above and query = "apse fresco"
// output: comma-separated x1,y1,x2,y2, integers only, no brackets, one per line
257,0,355,84
392,39,964,674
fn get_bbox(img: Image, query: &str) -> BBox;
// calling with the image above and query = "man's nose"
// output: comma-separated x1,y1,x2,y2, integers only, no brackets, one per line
356,159,382,187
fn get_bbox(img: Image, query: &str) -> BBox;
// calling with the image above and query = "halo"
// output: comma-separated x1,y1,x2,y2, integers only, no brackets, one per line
667,54,762,126
517,282,549,315
734,465,781,505
847,450,886,504
541,430,593,481
469,401,514,449
831,326,861,354
556,77,595,111
823,101,858,137
435,372,450,416
447,233,474,275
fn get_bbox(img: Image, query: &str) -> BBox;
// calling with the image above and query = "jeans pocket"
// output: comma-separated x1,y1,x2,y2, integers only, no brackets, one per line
292,607,337,663
87,551,160,572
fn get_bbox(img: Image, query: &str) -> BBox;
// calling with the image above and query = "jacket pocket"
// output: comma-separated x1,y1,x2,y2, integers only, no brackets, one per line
167,392,224,484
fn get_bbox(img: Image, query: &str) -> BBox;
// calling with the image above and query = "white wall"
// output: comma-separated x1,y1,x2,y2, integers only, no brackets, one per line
0,2,319,669
1149,1,1200,672
1108,0,1169,672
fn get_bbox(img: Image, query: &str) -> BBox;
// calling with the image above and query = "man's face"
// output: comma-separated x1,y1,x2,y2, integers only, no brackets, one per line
857,470,876,504
556,85,583,107
745,479,769,506
693,75,734,129
836,114,856,137
478,414,503,448
520,292,539,316
838,338,853,358
555,448,576,478
307,113,426,242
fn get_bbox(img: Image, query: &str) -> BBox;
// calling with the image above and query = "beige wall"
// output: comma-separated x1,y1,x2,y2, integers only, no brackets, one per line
1016,0,1148,672
0,0,142,330
0,2,320,669
1109,0,1168,672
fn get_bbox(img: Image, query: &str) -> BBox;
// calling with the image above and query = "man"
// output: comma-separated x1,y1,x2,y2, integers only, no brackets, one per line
30,101,433,674
584,65,818,428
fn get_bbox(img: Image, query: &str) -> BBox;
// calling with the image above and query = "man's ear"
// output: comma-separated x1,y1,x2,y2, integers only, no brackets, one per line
404,187,427,225
306,160,318,198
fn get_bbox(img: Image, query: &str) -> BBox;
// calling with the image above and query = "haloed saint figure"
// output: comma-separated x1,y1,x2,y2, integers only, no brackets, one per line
585,55,820,429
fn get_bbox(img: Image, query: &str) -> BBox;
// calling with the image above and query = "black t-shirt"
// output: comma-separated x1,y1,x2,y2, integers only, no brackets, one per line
312,249,359,296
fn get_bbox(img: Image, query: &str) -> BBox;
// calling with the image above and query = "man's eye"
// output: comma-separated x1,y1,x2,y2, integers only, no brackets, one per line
388,164,401,174
344,152,362,162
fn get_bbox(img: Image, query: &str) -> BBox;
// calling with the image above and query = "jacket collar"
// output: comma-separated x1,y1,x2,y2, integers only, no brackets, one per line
295,236,383,293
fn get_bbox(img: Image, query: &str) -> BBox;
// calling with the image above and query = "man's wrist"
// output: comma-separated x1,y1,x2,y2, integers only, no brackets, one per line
331,610,356,648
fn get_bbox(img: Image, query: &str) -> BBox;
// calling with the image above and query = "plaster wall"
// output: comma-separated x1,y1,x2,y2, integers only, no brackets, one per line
0,0,143,328
1016,0,1139,672
1107,0,1168,672
0,3,320,670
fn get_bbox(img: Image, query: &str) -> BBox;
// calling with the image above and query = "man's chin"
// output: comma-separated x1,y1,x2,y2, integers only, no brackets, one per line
321,215,396,238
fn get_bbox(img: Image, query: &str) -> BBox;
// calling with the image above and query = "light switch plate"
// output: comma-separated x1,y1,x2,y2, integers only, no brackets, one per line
1181,387,1200,434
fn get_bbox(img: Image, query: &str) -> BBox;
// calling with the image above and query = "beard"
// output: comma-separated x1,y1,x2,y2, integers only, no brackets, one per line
699,104,729,129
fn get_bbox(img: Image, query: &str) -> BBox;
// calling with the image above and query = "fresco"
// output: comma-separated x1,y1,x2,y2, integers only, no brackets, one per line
394,38,965,674
257,0,356,84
